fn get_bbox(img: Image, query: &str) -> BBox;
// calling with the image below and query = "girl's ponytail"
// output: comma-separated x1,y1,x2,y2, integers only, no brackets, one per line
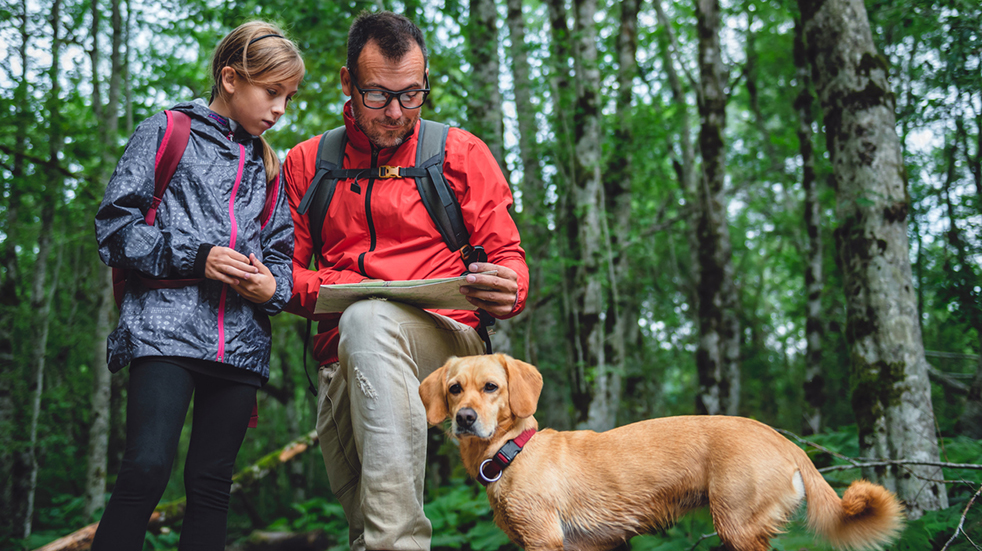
211,21,305,184
258,136,279,183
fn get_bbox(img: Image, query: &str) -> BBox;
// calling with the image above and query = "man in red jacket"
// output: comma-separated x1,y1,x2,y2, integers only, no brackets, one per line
283,11,529,551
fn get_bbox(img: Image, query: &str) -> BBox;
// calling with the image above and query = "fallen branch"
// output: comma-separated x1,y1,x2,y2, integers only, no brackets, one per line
34,430,319,551
940,484,982,551
775,428,982,473
225,530,334,551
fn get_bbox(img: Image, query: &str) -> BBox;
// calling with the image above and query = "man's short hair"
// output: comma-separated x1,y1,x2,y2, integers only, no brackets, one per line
347,11,428,78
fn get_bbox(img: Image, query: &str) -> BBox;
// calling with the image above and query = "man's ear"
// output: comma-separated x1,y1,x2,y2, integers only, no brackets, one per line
500,354,542,419
419,365,449,425
340,66,353,97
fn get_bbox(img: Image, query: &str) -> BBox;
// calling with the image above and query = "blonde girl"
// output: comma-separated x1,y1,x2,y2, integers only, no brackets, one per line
93,21,303,550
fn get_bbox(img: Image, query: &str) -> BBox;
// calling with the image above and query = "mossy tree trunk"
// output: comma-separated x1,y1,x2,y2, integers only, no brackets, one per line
505,0,549,365
85,0,124,521
694,0,741,416
794,19,825,436
653,0,701,336
798,0,948,518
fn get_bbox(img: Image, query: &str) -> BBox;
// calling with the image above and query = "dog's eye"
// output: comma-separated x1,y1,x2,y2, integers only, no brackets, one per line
484,382,498,393
448,383,462,395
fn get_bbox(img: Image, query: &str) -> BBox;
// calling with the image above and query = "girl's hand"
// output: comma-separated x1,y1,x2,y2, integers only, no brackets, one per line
205,246,259,285
230,254,276,304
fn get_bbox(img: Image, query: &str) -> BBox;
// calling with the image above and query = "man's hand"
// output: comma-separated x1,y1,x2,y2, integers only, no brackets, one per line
230,254,276,304
459,262,519,317
204,246,259,285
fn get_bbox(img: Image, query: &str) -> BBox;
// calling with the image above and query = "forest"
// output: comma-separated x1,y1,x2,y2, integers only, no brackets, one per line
1,0,981,549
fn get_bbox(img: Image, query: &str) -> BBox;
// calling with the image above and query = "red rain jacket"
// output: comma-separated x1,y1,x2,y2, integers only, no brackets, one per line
284,102,529,364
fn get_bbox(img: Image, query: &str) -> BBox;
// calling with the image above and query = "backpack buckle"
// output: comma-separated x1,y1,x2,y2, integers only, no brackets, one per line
378,165,401,179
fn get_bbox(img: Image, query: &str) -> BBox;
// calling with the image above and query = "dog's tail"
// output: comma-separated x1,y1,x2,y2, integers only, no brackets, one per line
798,455,904,550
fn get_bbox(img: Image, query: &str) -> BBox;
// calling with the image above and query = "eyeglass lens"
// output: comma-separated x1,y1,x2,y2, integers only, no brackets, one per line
363,89,426,109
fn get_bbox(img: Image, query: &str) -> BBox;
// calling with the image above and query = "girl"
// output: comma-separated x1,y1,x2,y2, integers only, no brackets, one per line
93,21,303,551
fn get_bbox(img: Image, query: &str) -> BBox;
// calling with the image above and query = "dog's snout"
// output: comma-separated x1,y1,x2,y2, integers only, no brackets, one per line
456,408,478,429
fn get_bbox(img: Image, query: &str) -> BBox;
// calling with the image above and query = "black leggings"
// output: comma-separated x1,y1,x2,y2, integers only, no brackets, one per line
91,358,257,551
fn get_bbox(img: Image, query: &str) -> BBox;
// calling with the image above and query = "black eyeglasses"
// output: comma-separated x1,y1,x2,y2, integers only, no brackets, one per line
352,74,430,110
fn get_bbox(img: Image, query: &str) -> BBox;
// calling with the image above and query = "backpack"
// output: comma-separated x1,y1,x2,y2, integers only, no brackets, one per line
295,119,494,394
111,109,278,308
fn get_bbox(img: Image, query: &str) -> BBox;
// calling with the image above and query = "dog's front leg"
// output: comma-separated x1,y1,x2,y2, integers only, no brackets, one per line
494,508,566,551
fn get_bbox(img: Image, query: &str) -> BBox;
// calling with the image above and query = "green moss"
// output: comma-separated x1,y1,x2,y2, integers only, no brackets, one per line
850,357,907,435
858,52,890,77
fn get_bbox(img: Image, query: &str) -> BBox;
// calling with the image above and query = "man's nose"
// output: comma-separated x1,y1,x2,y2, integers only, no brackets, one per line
383,98,403,119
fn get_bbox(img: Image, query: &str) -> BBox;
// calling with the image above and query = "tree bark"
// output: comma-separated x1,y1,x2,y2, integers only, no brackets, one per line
694,0,740,416
566,0,613,431
23,0,65,537
1,0,31,537
596,0,640,430
652,0,700,321
467,0,506,175
795,19,825,436
798,0,948,517
504,0,549,365
84,0,124,520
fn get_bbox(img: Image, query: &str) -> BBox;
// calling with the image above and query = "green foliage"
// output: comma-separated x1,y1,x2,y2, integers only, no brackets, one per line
425,479,515,551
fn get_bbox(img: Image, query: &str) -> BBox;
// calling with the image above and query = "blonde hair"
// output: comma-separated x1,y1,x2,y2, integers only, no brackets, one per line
211,21,305,183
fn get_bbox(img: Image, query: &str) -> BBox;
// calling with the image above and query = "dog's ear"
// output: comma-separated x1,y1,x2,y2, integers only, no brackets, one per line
500,354,543,418
419,365,450,425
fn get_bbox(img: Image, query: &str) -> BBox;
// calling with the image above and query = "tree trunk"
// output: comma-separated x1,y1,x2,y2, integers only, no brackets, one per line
1,0,31,537
694,0,740,416
23,0,65,537
568,0,614,431
466,0,506,175
597,0,640,429
795,19,825,436
505,0,548,366
652,0,700,321
798,0,948,517
85,0,124,520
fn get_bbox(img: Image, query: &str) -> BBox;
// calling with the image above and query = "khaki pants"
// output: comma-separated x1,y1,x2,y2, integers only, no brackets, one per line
316,300,485,551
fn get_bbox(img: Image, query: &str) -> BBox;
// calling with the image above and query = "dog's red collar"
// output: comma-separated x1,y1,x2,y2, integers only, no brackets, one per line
478,428,536,486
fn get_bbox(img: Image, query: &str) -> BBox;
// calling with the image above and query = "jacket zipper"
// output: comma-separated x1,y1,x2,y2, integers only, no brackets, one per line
357,147,380,276
217,141,246,363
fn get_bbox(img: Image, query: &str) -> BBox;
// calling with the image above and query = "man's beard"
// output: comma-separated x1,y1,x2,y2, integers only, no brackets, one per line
354,106,417,149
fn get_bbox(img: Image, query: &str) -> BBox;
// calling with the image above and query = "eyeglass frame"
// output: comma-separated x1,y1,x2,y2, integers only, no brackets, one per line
350,72,431,110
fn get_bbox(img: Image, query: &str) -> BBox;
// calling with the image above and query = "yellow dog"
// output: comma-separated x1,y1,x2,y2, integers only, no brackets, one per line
419,353,903,551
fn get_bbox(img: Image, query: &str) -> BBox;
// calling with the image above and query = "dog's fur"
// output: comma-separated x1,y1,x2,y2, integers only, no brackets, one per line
419,354,904,551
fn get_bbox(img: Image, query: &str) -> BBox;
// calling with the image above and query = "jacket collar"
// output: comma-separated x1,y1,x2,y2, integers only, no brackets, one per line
174,100,257,143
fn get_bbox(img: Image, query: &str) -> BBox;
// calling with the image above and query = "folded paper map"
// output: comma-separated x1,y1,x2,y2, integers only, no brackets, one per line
314,271,497,314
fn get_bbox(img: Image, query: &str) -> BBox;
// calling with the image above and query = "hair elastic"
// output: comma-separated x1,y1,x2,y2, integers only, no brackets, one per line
249,33,284,45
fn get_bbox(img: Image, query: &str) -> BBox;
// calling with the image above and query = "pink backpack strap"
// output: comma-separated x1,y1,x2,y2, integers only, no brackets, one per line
146,110,192,225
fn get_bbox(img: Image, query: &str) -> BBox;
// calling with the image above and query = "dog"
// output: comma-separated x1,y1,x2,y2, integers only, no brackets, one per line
419,353,904,551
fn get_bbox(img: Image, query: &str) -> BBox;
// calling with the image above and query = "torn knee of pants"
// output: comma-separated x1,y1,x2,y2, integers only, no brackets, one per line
352,367,379,402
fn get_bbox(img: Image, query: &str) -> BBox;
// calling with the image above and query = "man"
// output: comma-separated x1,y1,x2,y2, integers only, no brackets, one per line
283,11,529,551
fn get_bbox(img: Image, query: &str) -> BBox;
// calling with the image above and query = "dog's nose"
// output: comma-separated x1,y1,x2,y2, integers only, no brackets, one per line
456,408,477,428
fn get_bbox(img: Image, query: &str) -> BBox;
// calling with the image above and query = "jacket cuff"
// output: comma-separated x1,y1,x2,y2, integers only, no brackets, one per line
193,243,215,278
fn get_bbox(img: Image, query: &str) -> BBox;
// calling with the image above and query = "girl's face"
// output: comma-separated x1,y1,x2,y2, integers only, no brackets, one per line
214,68,300,136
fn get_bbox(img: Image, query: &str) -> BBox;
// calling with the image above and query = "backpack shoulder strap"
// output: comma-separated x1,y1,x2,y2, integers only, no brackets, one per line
114,109,192,308
146,110,191,226
298,127,362,265
412,119,473,262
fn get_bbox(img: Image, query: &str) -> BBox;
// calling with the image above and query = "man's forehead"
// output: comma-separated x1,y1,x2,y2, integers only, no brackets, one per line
355,42,426,88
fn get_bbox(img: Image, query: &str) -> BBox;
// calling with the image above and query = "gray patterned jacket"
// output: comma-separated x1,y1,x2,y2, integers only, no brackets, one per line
95,101,294,379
